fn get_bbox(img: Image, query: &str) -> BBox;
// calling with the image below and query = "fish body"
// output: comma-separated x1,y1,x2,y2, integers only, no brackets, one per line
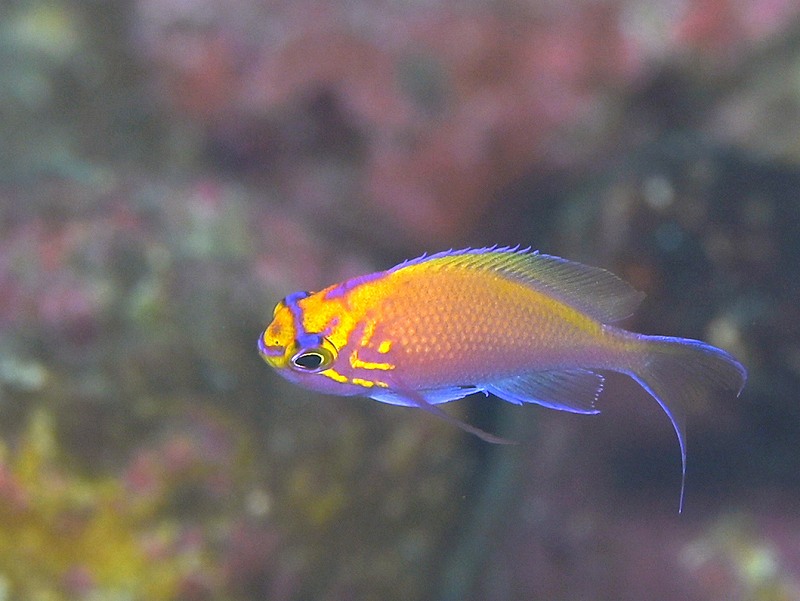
259,247,747,510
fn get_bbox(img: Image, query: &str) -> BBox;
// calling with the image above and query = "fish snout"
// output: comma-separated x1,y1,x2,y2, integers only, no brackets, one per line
257,331,286,366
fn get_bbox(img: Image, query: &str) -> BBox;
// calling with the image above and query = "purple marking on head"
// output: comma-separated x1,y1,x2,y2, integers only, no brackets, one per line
284,291,311,304
324,271,386,299
283,291,311,341
295,332,323,350
282,291,330,351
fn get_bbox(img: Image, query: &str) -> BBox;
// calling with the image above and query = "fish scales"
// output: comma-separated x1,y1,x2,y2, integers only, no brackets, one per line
372,267,607,387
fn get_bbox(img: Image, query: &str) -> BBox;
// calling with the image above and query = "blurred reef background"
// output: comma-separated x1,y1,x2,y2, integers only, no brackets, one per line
1,0,800,599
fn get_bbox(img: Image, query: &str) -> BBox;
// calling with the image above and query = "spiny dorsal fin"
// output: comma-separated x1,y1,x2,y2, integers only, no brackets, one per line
392,246,645,323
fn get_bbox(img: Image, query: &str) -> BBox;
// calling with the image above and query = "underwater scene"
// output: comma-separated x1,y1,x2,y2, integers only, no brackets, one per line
1,1,799,599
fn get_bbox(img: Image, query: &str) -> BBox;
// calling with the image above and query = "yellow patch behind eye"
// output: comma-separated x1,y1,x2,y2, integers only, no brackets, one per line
377,340,392,354
320,369,349,384
349,351,394,371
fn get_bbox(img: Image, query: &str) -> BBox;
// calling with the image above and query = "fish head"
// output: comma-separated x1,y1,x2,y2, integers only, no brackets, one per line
258,290,336,372
258,290,364,395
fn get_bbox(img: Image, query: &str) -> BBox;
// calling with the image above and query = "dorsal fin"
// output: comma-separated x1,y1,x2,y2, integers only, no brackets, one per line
391,246,645,323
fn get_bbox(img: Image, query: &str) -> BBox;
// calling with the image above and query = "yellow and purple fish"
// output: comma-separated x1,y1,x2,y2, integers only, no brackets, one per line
258,247,746,510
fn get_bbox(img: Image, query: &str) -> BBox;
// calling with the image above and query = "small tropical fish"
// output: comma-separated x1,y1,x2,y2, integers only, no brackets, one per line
258,247,746,511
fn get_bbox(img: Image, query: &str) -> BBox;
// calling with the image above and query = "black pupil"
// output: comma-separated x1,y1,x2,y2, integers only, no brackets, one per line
294,352,324,370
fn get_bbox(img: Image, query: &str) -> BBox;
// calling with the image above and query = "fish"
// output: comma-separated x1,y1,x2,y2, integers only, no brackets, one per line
258,246,747,511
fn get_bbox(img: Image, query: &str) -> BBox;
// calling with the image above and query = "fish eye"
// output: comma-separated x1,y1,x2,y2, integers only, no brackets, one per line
289,337,337,373
290,345,334,372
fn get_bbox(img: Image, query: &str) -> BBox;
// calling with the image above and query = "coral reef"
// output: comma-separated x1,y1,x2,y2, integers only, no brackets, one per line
0,408,221,600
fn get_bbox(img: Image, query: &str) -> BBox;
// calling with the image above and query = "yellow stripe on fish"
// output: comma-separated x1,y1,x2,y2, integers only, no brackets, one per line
258,246,747,511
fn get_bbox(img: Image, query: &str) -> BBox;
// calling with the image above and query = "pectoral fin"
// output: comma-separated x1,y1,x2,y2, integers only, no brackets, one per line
373,377,514,445
369,385,482,407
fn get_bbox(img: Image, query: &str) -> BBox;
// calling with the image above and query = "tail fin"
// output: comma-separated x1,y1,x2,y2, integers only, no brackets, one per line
627,336,747,513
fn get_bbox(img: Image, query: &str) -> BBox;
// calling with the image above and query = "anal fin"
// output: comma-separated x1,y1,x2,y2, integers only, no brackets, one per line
486,369,604,414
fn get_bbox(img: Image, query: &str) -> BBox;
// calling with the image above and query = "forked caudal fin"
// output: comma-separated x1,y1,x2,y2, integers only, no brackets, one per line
628,335,747,513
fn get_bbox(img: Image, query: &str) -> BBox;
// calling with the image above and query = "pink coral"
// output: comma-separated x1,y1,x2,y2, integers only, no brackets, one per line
133,0,800,244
